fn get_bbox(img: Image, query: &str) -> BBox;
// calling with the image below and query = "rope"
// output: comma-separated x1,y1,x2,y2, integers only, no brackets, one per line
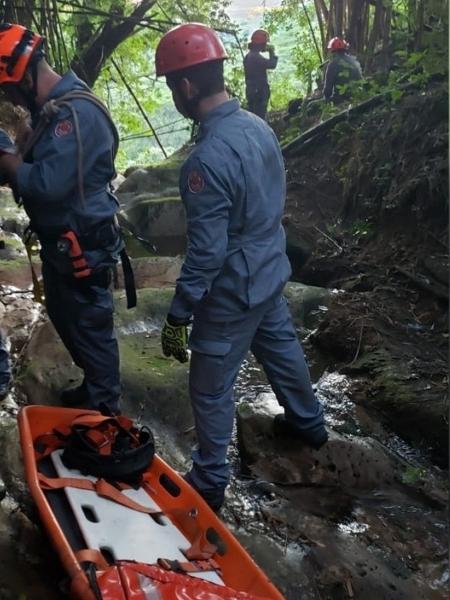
21,90,120,210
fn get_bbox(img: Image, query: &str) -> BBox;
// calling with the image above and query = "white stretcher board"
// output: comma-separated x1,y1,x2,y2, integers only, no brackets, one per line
50,450,223,585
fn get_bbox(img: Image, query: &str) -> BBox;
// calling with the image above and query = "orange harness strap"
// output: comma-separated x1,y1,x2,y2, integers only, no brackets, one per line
169,508,218,560
157,557,221,575
38,473,163,516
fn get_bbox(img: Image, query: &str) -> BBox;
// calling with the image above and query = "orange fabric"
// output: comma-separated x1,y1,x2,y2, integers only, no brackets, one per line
38,473,163,516
157,557,221,574
99,563,275,600
19,406,286,600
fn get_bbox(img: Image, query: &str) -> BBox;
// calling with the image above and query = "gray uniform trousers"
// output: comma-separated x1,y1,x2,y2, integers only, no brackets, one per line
42,261,121,412
187,294,324,491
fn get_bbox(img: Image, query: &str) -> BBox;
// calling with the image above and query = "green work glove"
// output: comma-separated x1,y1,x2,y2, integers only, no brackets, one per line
266,44,275,53
161,316,189,363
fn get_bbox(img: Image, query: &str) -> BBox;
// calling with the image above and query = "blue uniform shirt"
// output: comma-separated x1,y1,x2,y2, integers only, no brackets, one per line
170,99,292,321
16,70,122,272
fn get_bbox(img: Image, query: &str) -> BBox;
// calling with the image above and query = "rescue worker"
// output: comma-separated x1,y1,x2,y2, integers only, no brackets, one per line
155,23,327,512
243,29,278,120
0,23,133,415
323,37,362,103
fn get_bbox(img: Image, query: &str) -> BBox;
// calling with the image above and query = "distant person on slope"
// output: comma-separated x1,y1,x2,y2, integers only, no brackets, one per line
155,23,327,513
323,37,362,103
244,29,278,120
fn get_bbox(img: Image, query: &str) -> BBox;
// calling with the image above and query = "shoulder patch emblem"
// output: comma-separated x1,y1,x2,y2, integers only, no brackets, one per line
188,170,205,194
54,119,73,137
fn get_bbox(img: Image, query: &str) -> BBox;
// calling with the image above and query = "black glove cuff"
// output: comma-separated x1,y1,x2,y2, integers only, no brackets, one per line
166,313,191,327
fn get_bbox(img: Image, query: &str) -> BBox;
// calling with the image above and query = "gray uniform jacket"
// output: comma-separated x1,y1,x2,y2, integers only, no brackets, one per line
244,50,278,91
16,71,122,273
170,99,292,322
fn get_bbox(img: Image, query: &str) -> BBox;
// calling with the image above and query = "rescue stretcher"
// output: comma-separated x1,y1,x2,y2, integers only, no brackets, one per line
18,405,285,600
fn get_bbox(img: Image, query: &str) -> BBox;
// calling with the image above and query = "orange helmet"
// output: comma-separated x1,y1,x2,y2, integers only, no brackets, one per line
155,23,228,77
250,30,269,45
327,37,349,52
0,23,44,85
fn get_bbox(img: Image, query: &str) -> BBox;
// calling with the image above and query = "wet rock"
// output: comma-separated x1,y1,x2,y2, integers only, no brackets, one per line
18,320,79,406
121,196,186,256
0,497,61,599
236,392,397,489
0,228,36,288
284,282,332,327
310,292,448,466
117,164,180,199
0,415,26,504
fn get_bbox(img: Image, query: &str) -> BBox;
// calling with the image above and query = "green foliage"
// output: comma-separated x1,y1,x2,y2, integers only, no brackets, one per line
350,219,374,239
265,1,323,99
402,465,426,485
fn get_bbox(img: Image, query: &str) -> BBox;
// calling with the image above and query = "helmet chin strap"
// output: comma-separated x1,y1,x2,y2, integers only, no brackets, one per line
23,58,40,115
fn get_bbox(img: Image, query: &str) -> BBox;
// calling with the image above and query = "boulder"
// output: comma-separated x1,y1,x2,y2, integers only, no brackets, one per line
237,392,397,489
116,256,182,289
121,196,186,256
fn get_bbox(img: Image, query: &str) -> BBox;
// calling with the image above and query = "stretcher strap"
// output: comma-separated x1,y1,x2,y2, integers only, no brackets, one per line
38,473,163,516
169,508,218,560
157,557,221,575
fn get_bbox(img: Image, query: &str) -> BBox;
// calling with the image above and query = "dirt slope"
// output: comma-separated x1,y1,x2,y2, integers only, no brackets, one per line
282,82,448,465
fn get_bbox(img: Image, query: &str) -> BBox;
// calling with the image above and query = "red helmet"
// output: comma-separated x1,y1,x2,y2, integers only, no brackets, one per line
0,23,44,84
155,23,228,77
327,37,349,51
250,29,269,45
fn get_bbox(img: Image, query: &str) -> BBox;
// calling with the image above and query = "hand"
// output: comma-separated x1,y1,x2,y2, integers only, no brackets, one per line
161,316,189,363
266,44,275,53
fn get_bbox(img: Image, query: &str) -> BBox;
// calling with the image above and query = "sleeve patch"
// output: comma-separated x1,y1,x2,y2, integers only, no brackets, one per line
54,119,73,137
188,170,205,194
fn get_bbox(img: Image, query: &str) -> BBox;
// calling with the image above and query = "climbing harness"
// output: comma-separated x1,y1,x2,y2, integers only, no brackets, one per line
35,413,155,484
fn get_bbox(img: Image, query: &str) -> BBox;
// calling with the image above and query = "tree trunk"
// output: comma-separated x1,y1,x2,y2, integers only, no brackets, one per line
313,0,326,53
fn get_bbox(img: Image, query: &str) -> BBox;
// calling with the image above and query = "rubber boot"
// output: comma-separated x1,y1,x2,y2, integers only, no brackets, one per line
183,472,225,513
60,381,88,407
273,414,328,450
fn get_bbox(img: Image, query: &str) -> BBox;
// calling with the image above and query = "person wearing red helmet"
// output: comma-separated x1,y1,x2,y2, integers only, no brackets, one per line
323,36,362,103
156,23,327,512
0,23,132,416
243,29,278,120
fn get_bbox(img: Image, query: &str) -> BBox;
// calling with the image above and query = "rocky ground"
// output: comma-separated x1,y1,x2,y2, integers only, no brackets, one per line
0,81,448,599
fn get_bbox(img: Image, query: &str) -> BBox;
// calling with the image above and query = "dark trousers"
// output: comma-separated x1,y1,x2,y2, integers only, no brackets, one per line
42,262,121,412
187,295,325,490
246,85,270,120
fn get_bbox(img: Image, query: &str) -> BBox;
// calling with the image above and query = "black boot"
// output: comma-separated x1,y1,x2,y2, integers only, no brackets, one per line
273,414,328,450
183,472,225,513
60,381,88,407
